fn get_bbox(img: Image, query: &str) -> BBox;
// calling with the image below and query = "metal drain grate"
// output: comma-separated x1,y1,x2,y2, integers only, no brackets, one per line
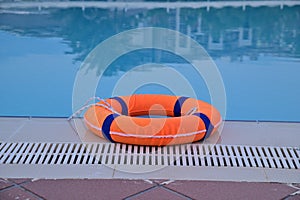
0,142,299,169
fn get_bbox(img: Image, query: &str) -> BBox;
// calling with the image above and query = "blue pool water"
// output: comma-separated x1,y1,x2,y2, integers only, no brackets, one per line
0,2,300,121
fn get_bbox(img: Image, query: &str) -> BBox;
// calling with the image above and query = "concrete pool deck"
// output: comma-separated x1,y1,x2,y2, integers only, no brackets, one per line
0,117,299,199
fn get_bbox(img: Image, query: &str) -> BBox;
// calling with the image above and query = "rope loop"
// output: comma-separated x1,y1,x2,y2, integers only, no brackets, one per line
68,97,120,120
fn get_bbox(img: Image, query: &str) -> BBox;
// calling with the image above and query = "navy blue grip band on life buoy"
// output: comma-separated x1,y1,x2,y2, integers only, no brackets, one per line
110,96,128,115
173,96,189,117
101,113,119,142
193,113,214,140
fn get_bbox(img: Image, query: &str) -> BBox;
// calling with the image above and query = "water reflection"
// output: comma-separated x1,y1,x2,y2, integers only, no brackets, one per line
1,5,299,67
1,3,300,120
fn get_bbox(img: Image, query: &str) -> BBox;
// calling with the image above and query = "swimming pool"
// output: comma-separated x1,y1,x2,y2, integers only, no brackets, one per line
0,1,300,122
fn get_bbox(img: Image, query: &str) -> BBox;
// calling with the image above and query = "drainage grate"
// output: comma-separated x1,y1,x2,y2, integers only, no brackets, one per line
0,142,299,169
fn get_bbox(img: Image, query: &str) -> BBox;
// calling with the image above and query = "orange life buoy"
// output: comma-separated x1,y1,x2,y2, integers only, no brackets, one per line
84,94,222,146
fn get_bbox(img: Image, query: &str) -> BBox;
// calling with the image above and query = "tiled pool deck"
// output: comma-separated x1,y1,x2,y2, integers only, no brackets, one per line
1,118,300,199
0,178,299,200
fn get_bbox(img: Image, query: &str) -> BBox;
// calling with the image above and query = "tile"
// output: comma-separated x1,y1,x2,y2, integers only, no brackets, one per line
0,117,28,141
0,187,39,200
292,183,300,189
165,181,298,200
0,179,13,190
220,121,300,147
130,187,189,200
23,179,153,200
9,178,32,184
0,117,28,132
2,117,300,147
283,194,300,200
151,179,173,185
7,118,81,143
2,117,108,143
71,118,108,143
284,194,300,200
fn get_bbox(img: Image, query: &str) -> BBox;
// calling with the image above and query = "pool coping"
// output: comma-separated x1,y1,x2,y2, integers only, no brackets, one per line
1,117,299,147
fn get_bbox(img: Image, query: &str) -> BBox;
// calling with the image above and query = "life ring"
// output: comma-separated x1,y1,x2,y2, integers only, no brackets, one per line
84,94,222,146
